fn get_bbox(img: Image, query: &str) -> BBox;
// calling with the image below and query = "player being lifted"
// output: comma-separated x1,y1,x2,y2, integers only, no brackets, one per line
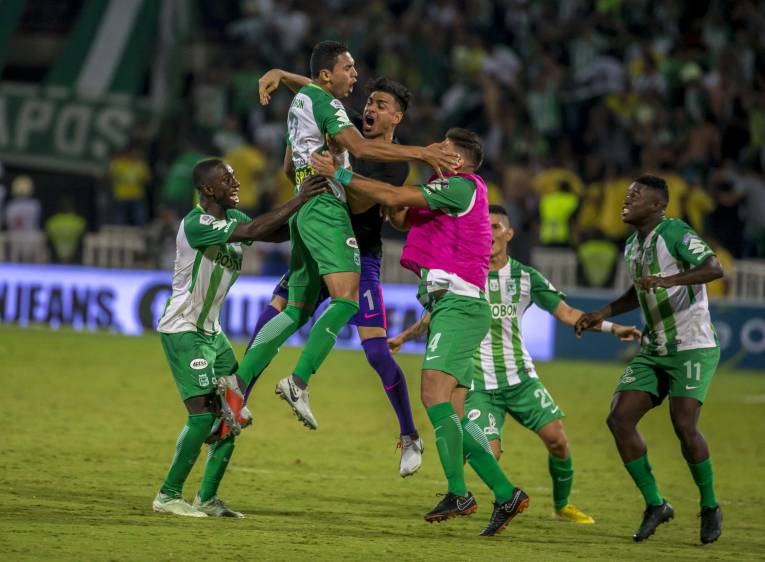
221,41,460,435
390,205,642,524
249,71,423,476
152,159,327,517
312,129,524,537
576,175,724,544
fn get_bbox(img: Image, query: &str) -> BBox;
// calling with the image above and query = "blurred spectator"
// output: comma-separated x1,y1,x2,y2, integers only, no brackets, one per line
706,179,744,258
705,238,735,299
45,198,86,263
539,180,579,247
5,175,40,231
224,139,268,216
108,142,151,226
734,165,765,258
576,230,619,288
146,206,180,270
161,140,207,216
0,162,6,230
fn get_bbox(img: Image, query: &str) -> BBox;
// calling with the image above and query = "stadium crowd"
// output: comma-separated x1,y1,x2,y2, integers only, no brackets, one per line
2,0,764,290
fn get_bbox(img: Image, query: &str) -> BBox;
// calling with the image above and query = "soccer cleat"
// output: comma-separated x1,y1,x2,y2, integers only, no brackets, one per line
398,434,424,478
152,492,207,517
275,376,318,430
193,495,244,518
216,375,244,438
699,505,722,544
206,406,253,444
632,501,674,542
554,504,595,524
479,487,530,536
424,492,477,523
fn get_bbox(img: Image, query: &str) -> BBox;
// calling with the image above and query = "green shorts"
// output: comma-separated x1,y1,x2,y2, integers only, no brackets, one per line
423,293,491,387
288,194,360,304
616,347,720,404
464,378,565,442
160,331,238,401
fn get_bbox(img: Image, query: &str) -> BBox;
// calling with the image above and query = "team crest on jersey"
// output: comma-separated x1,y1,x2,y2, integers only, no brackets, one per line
506,279,517,296
489,279,499,292
468,409,481,421
198,374,209,387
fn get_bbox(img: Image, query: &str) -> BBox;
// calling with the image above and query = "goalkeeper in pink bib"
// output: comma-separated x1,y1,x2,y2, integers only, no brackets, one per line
311,128,527,537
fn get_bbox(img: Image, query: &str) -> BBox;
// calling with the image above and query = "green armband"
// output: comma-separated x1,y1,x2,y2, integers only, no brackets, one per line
334,167,353,186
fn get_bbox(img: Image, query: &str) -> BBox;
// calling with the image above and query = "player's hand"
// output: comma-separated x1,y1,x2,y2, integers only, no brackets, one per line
298,174,331,200
258,69,284,105
637,275,673,292
613,324,642,341
387,336,405,354
575,312,602,339
422,142,462,177
310,150,338,176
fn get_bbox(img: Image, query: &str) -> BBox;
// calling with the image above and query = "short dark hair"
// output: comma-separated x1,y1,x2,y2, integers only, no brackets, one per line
489,204,510,225
192,158,225,190
366,77,412,112
634,174,669,207
309,41,349,79
446,127,484,170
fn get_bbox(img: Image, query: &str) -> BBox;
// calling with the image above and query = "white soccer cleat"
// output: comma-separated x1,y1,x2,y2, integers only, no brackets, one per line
152,492,207,517
399,434,424,477
193,495,244,518
275,376,318,430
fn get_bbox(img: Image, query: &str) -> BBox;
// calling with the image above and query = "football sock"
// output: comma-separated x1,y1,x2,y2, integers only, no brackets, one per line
293,298,359,385
624,454,664,506
461,417,514,503
198,434,236,502
238,305,307,387
426,402,467,497
160,412,216,497
688,458,718,509
549,454,574,510
361,337,417,437
244,304,282,400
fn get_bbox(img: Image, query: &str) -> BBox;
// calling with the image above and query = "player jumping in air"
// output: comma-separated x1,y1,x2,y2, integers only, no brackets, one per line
390,205,642,524
312,129,523,537
576,175,724,544
152,159,327,518
220,41,460,436
250,70,424,476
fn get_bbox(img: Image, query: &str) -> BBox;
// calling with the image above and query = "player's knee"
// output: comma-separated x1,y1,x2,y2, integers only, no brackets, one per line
606,410,632,435
546,436,568,458
671,417,699,443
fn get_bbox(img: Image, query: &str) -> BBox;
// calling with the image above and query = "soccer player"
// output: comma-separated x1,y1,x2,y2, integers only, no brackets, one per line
251,71,424,476
227,41,460,433
152,159,327,517
575,175,724,544
312,129,524,537
389,205,642,524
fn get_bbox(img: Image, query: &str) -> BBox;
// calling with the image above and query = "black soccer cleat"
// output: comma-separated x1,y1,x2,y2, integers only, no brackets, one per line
633,501,674,542
479,487,530,537
699,505,722,544
424,492,477,523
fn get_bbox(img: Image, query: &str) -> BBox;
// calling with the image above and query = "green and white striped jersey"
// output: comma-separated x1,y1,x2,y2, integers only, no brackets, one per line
472,258,564,391
287,83,353,200
624,218,718,355
157,205,251,336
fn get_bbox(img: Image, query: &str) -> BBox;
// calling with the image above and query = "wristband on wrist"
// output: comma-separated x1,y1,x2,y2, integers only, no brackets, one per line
334,167,353,186
600,320,614,333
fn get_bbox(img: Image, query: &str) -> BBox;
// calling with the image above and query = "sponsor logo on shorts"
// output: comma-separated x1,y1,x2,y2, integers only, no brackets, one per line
190,358,209,370
484,413,499,436
620,367,635,384
468,409,481,421
346,237,359,249
198,374,209,387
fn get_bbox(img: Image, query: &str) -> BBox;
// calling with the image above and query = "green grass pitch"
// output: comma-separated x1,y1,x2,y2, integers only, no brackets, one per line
1,325,764,561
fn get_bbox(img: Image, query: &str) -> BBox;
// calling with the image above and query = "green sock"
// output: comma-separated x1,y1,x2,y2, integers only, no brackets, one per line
239,306,305,386
293,298,359,385
688,458,718,509
160,412,216,497
198,435,236,502
549,454,574,510
426,402,467,497
624,454,663,506
461,417,514,503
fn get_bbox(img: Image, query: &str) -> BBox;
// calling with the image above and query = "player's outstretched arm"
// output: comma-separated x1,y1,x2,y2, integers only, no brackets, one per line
228,176,329,242
331,126,461,176
311,150,428,208
637,255,723,292
554,301,641,341
388,313,431,353
259,69,311,105
574,286,640,338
